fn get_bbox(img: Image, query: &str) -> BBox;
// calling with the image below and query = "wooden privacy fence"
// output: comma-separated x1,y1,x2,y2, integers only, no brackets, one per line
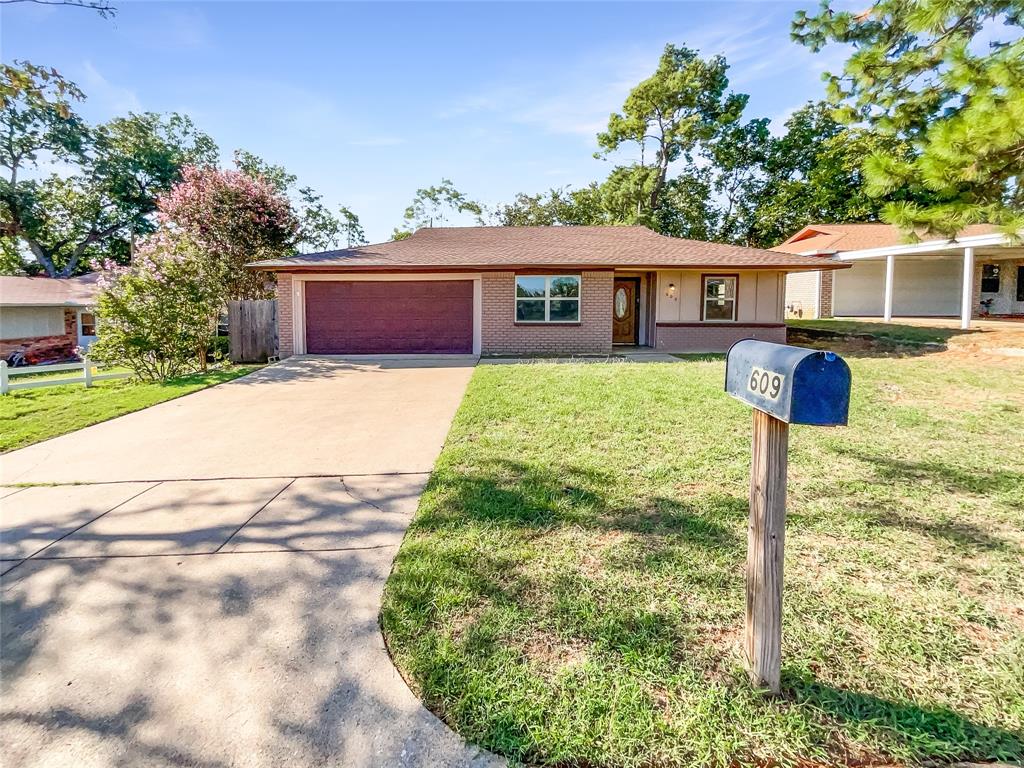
228,299,277,363
0,357,131,395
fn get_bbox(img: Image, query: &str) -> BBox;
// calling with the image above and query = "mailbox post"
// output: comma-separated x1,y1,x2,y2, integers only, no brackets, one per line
725,340,850,694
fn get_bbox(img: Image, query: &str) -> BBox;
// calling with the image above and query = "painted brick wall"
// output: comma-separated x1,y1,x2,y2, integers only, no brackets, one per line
784,271,818,318
276,273,294,357
481,270,614,355
654,323,786,353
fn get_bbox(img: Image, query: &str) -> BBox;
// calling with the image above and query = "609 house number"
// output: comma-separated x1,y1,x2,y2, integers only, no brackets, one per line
747,366,785,401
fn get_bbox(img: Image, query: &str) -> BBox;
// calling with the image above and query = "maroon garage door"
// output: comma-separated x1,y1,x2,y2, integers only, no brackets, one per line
304,280,473,354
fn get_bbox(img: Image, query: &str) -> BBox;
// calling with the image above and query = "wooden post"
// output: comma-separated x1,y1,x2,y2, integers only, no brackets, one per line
83,356,93,388
0,360,8,396
745,408,789,694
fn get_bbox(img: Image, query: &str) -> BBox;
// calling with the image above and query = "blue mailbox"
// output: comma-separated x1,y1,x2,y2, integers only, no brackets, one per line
725,339,851,425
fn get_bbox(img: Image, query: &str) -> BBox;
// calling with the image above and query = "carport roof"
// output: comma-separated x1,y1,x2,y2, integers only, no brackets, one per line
248,226,850,272
772,223,1002,255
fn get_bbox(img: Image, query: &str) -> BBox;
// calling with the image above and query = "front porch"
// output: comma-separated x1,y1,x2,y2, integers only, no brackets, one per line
612,269,791,353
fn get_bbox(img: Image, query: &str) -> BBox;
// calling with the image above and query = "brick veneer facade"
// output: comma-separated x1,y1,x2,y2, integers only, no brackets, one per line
480,270,614,355
276,273,294,357
819,270,834,318
654,323,786,353
0,308,78,364
274,270,794,357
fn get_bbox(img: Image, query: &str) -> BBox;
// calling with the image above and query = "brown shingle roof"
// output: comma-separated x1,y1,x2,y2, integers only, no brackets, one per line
772,223,1002,254
249,226,848,272
0,273,101,307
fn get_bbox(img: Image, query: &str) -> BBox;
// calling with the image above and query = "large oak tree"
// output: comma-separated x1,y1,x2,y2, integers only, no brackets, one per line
1,61,218,277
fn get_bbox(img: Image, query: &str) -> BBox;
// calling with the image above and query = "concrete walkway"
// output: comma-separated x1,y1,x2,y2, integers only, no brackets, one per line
1,358,500,767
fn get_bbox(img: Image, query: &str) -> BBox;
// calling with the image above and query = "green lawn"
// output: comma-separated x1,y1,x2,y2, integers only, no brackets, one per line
0,365,261,452
787,319,964,345
381,355,1024,767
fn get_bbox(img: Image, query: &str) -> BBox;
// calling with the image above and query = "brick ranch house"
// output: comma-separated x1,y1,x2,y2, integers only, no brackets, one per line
249,226,848,357
0,273,100,364
775,223,1024,329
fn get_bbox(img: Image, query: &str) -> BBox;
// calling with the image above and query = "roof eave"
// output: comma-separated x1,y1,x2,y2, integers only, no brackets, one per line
248,261,851,273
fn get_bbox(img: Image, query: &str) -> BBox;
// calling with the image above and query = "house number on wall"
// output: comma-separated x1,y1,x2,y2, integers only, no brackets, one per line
747,367,785,401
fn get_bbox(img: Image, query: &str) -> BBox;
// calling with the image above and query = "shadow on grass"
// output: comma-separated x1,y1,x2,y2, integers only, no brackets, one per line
414,457,743,544
786,672,1024,764
840,447,1024,516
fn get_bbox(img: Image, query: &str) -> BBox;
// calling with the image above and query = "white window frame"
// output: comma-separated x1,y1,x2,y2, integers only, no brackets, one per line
77,309,97,338
702,274,738,323
514,275,581,323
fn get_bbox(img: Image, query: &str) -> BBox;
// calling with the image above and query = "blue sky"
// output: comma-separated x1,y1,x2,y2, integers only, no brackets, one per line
3,1,852,244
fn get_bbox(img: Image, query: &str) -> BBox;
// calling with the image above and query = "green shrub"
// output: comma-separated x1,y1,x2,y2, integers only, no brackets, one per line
89,235,223,382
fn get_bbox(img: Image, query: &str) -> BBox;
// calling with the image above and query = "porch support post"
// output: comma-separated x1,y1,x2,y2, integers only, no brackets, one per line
961,246,975,330
883,254,895,322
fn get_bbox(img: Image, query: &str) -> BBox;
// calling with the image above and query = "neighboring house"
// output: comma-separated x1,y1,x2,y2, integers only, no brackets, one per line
249,226,846,356
0,273,101,364
774,223,1024,328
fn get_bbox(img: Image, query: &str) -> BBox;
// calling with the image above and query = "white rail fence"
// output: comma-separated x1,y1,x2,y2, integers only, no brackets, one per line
0,358,131,395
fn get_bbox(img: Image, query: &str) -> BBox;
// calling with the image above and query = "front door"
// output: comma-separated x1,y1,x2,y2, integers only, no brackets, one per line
612,278,640,344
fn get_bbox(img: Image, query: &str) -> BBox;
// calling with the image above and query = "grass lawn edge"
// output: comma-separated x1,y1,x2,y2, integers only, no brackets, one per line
0,363,264,456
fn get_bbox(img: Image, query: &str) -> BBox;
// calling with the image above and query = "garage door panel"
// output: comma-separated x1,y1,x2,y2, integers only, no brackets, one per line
305,280,473,354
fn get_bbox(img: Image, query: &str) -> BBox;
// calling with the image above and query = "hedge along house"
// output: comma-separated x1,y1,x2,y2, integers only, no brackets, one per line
0,273,101,364
249,226,848,357
775,223,1024,329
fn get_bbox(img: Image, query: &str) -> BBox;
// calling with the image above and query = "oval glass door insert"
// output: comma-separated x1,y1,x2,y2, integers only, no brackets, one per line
614,287,628,319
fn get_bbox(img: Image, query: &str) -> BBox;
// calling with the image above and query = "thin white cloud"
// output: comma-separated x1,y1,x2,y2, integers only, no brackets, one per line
80,61,143,114
438,5,850,145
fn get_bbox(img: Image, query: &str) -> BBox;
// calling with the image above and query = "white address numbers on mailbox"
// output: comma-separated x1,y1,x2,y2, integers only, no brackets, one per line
747,367,785,401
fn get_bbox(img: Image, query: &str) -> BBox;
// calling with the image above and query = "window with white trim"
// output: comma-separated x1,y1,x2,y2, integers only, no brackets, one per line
79,311,97,336
703,275,737,321
515,275,580,322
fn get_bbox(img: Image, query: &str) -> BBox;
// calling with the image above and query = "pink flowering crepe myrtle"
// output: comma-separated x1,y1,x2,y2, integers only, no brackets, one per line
155,164,300,299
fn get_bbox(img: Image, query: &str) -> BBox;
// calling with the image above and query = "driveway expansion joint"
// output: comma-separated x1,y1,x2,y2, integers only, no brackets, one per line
1,481,161,577
213,477,296,553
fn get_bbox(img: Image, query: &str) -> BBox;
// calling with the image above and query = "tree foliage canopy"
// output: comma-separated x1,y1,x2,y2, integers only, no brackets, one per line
596,44,746,223
393,178,483,240
793,0,1024,237
1,61,218,276
158,164,299,300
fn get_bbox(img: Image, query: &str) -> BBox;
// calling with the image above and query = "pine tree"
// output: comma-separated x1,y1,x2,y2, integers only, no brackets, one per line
793,0,1024,239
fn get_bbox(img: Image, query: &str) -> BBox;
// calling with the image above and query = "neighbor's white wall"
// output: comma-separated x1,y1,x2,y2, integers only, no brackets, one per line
785,271,819,318
0,306,65,340
655,270,784,323
833,258,963,317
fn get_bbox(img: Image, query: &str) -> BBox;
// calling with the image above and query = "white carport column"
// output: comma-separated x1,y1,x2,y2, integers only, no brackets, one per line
961,246,975,330
883,254,895,322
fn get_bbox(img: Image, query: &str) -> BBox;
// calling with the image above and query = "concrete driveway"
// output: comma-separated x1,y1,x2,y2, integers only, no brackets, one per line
1,357,500,767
